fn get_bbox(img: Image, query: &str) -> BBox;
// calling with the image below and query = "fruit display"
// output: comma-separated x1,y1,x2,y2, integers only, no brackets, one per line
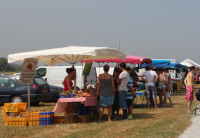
60,86,97,98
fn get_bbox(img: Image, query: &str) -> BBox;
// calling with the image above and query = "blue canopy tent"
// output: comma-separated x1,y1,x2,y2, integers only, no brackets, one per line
142,63,188,72
152,60,170,64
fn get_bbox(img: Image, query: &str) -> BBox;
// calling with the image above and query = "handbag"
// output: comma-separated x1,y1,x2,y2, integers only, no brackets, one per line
97,95,100,101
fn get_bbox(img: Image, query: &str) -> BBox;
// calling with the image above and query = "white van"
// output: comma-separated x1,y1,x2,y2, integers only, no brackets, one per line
35,66,97,90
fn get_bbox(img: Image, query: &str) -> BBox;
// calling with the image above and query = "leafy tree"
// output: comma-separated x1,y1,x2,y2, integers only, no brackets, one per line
0,57,18,72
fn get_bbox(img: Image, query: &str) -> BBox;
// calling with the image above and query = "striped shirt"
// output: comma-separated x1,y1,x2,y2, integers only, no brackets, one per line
127,78,134,99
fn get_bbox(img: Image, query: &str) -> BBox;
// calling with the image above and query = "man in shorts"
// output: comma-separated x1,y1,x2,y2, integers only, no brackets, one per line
117,62,129,120
126,67,136,119
141,65,158,108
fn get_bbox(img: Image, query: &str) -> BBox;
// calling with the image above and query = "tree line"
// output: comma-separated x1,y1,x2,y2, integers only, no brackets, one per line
0,57,22,72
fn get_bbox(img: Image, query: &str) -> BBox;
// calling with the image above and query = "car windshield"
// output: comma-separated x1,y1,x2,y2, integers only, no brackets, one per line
34,78,47,86
15,77,47,86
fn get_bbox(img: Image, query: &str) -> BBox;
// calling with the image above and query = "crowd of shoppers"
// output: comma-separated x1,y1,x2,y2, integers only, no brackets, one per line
97,62,194,122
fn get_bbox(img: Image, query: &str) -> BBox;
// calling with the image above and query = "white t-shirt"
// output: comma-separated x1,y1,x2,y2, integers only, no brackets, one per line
118,71,129,91
142,70,157,86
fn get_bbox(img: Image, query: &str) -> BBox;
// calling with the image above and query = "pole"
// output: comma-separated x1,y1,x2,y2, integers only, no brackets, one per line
72,64,76,90
118,41,120,67
28,83,30,111
118,41,120,50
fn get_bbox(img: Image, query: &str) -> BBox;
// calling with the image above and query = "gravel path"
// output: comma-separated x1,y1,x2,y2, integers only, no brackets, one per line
179,109,200,138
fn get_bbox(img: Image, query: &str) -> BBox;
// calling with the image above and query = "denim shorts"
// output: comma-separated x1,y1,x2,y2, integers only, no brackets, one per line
158,82,166,90
118,91,127,109
99,96,114,107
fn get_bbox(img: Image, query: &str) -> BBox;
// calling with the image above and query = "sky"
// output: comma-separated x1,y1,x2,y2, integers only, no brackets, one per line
0,0,200,65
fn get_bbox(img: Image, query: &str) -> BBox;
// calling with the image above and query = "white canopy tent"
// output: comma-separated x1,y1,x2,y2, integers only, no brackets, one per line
8,46,126,65
180,59,200,68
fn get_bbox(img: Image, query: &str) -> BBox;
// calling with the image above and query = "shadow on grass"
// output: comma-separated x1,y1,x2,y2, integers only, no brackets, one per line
132,113,156,119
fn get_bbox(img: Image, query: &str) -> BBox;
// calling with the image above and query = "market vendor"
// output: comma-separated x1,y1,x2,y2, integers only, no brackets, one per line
130,69,139,82
62,67,76,91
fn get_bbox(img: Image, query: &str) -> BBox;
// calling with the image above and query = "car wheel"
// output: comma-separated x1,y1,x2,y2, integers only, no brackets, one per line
11,95,24,103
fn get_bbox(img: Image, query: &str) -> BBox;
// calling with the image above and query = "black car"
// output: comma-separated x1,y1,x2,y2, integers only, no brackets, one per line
0,75,52,104
49,85,63,102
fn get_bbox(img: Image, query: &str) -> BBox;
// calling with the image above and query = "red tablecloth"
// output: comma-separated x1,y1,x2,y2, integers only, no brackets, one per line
53,97,98,113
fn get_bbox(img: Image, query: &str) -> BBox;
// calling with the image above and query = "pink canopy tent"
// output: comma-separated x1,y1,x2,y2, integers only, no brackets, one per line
80,55,152,64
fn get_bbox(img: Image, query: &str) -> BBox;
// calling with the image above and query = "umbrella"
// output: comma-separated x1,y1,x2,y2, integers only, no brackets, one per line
8,46,126,65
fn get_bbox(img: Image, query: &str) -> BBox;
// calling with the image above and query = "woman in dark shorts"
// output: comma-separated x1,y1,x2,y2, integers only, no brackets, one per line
111,67,121,120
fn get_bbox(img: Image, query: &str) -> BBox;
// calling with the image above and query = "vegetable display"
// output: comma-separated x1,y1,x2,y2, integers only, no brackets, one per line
60,86,97,98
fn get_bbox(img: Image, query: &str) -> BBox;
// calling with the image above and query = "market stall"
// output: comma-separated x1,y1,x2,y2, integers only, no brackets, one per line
142,62,188,92
81,54,152,107
7,46,126,124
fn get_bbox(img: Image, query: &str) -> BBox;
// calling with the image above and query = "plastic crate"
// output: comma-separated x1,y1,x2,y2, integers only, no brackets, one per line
28,112,40,118
1,107,5,116
70,94,75,98
4,105,19,112
4,103,27,112
60,95,69,98
40,112,54,118
18,103,27,112
39,117,54,125
4,118,27,127
76,107,89,115
28,117,40,126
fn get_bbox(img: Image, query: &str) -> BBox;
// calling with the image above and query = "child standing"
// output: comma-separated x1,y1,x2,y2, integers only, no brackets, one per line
126,68,136,119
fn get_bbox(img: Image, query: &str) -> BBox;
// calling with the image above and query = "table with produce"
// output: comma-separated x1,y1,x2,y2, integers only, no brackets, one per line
53,87,98,123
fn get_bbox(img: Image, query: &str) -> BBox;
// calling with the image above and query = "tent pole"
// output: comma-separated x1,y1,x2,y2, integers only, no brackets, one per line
72,64,76,90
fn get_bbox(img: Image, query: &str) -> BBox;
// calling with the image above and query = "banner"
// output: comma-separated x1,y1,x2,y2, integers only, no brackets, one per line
82,62,93,76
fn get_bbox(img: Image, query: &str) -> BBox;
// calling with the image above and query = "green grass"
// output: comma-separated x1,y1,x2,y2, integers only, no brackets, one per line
0,85,199,138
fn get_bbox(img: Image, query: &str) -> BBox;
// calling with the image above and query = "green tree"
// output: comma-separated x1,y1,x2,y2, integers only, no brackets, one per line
0,57,18,72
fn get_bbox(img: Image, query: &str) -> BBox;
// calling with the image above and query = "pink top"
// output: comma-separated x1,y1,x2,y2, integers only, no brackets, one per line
64,77,73,91
195,76,199,81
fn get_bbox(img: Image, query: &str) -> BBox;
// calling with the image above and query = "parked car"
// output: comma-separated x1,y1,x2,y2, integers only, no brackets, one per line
50,85,63,102
35,65,97,89
0,75,52,105
13,73,21,75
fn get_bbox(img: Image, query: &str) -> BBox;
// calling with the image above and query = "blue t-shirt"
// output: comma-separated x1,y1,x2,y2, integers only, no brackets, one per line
127,78,133,99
